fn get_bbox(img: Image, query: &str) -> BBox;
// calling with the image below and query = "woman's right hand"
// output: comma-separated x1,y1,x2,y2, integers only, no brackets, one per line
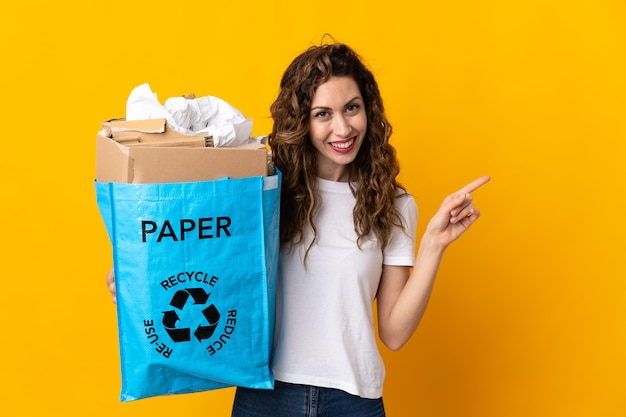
106,267,116,304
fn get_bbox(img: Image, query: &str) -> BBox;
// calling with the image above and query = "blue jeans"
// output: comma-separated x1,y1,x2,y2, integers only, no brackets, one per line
231,381,386,417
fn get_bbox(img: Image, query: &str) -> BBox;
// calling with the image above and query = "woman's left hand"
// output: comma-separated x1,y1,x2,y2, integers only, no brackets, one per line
425,175,490,249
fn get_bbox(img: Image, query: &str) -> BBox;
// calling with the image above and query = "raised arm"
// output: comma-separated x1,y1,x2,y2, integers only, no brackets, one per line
377,176,490,350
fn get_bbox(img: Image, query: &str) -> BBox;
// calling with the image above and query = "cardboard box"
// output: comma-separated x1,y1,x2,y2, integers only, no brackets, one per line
96,118,272,184
102,118,213,144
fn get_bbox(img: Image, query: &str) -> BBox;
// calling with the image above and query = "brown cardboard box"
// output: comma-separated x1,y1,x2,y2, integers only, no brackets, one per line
96,118,271,184
102,118,210,144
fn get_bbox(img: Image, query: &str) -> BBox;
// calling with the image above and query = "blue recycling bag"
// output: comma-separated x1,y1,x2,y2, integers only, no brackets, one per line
95,172,280,401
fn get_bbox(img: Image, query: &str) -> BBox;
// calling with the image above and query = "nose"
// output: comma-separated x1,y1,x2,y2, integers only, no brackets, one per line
332,114,352,137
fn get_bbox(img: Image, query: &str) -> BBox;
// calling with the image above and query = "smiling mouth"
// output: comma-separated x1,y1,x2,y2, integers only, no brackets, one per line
330,138,355,150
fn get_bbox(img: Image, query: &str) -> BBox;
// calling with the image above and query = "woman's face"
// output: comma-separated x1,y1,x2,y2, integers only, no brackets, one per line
308,76,367,182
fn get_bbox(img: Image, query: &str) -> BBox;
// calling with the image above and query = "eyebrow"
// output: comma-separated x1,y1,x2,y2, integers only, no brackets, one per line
310,96,363,111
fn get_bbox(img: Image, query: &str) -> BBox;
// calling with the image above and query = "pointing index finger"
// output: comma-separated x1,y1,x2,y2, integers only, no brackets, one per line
458,175,491,194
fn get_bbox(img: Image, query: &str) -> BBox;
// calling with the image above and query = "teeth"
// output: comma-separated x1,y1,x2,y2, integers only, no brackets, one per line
332,139,354,149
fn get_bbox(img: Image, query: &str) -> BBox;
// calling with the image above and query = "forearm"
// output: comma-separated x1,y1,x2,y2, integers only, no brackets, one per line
379,233,446,350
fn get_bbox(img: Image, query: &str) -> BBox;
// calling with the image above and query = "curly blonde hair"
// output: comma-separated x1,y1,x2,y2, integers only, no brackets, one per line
269,42,407,255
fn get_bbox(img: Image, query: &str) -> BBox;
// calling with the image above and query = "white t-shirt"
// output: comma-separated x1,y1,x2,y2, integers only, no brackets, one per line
271,178,418,399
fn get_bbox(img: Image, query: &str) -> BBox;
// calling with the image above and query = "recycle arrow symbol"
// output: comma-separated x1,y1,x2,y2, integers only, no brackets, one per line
162,288,221,343
169,288,210,310
162,310,191,342
194,304,221,342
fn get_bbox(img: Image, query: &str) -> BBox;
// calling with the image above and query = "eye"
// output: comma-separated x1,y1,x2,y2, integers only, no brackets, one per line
346,104,360,113
313,110,330,118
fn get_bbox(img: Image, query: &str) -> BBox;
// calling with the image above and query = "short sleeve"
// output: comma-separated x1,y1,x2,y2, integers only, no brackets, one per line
383,192,418,267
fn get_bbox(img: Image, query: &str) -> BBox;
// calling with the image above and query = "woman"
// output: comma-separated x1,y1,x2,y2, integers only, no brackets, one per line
230,43,489,416
106,42,489,416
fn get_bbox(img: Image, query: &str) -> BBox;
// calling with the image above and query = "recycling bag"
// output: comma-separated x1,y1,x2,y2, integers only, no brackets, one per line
95,173,280,401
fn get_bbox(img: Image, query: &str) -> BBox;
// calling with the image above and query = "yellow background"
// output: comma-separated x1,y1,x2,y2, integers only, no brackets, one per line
1,0,624,416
